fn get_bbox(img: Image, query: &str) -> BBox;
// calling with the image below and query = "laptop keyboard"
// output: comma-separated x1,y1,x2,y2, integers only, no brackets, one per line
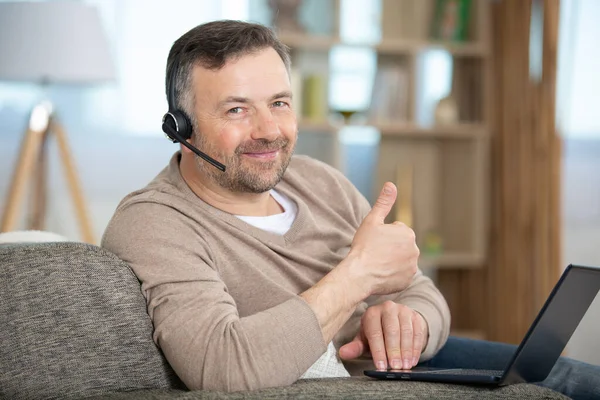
419,369,503,377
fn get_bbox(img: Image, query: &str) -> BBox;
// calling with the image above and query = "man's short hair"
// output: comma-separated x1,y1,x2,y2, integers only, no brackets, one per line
165,20,291,128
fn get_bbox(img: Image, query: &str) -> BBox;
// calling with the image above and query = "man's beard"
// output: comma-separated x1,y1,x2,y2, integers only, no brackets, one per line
192,133,296,194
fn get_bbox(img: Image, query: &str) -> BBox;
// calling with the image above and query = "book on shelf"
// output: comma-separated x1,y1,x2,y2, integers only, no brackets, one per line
381,0,433,40
290,67,303,118
430,0,472,42
301,73,328,123
451,58,481,122
367,64,409,124
395,162,414,227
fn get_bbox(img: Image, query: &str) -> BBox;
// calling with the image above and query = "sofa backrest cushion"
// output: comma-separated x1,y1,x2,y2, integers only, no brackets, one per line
0,242,185,400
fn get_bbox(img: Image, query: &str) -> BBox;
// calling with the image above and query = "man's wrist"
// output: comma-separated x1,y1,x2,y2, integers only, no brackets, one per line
414,310,430,351
300,259,367,343
336,252,372,302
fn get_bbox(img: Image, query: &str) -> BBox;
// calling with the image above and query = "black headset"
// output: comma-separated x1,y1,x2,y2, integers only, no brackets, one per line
161,52,226,172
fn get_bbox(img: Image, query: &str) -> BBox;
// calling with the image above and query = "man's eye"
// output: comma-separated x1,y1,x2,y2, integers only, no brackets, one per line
273,101,288,108
228,107,243,114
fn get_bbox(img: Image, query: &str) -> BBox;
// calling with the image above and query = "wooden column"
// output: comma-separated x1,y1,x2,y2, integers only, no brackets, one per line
438,0,562,344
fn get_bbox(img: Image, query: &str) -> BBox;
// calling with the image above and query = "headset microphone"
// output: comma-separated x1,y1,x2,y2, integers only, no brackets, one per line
162,51,226,172
161,117,226,171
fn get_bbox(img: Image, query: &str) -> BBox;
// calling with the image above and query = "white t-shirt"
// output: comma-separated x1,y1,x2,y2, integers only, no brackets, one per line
235,189,351,379
235,189,298,235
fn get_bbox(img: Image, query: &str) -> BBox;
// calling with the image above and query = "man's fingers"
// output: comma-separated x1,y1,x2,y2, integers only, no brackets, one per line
399,308,414,370
411,312,425,367
366,182,397,224
338,334,366,360
381,301,402,370
363,310,387,371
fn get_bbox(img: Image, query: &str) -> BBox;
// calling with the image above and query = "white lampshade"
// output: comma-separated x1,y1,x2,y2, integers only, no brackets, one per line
0,1,115,84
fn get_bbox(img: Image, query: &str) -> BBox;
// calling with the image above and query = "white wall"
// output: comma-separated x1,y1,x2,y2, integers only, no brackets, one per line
0,131,175,243
562,140,600,366
557,0,600,365
557,0,600,137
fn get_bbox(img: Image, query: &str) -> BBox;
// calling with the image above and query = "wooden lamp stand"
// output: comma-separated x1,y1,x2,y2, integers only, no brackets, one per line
0,101,95,244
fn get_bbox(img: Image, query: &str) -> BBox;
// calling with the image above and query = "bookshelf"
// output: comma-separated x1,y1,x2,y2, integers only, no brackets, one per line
253,0,491,273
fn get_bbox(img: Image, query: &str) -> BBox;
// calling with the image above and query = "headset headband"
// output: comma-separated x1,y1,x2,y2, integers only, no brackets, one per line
168,56,180,112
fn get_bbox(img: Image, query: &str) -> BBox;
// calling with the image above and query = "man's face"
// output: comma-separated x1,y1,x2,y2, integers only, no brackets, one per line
190,47,297,194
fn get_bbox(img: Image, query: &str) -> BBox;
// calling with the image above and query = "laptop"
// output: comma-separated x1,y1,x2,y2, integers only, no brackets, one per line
364,264,600,386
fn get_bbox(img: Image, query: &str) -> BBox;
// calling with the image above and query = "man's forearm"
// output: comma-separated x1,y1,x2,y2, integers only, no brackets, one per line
300,255,369,344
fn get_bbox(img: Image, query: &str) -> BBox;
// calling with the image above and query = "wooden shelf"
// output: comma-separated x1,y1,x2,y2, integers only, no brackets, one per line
298,120,338,133
298,120,488,139
282,35,489,57
424,41,490,57
374,122,487,139
278,33,340,50
375,39,490,57
420,252,485,269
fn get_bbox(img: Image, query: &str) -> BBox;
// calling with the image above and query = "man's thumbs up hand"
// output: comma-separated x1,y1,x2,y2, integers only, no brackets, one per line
345,182,420,297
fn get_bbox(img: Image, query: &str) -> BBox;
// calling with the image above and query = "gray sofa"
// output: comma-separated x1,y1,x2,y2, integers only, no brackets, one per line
0,242,569,399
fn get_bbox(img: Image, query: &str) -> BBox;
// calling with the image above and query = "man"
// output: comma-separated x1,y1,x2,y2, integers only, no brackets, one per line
102,20,600,398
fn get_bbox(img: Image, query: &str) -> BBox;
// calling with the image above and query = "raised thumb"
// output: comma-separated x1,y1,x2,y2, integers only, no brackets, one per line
367,182,397,224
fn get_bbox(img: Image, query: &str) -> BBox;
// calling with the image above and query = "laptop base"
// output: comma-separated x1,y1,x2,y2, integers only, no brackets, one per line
364,368,503,385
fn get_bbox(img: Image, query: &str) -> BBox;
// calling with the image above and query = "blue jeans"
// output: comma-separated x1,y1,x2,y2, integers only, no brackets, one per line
422,337,600,400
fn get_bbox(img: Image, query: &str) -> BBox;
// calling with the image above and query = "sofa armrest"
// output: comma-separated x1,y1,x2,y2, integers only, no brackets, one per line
0,242,184,400
86,377,568,399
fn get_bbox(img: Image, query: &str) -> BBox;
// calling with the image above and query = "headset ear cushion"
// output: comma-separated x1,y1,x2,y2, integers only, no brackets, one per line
162,111,192,142
172,111,192,140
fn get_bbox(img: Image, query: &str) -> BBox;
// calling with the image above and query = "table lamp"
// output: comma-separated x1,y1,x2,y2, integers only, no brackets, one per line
0,1,115,244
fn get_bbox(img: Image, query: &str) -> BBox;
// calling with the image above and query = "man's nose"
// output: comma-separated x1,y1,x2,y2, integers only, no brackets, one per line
251,108,280,141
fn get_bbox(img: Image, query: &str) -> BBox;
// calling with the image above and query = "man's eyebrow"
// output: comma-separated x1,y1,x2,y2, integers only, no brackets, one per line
218,91,293,108
269,91,293,101
219,96,250,107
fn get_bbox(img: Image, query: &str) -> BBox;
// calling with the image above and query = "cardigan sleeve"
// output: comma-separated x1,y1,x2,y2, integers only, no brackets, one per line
101,200,326,392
